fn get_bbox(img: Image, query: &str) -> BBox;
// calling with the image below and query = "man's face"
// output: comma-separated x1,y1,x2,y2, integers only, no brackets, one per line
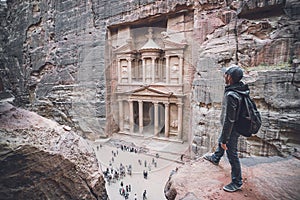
224,73,231,85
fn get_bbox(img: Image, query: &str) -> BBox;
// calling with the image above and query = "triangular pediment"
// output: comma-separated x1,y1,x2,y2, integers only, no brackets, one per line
140,38,162,51
162,38,187,50
113,43,131,54
125,86,174,97
113,42,135,54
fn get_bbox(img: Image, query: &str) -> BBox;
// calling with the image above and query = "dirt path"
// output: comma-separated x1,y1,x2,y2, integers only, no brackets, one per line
93,140,183,200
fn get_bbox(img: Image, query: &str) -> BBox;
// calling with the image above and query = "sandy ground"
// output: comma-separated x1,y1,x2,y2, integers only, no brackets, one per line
2,102,298,200
93,135,188,200
93,134,300,200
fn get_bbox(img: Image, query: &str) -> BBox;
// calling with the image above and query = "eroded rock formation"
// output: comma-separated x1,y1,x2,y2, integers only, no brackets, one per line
1,0,299,157
0,102,108,199
0,2,299,199
0,0,107,139
164,157,300,200
191,0,300,157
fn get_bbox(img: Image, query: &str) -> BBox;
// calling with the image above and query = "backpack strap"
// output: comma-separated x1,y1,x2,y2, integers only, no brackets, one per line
243,96,251,120
226,90,243,121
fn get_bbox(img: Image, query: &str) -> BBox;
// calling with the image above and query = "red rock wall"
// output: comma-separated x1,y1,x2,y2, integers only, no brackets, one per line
0,102,108,199
0,0,299,156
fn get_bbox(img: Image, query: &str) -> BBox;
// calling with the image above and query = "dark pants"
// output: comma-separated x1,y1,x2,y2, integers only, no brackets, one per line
212,131,242,187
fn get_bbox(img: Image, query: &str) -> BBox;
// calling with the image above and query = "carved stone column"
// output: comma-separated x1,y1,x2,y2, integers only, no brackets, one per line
127,58,132,84
129,100,134,133
119,100,124,132
152,57,156,83
177,102,183,140
154,102,159,136
142,59,146,83
179,56,183,84
166,56,169,84
117,59,121,83
164,103,170,137
158,58,162,82
134,59,139,82
138,100,143,134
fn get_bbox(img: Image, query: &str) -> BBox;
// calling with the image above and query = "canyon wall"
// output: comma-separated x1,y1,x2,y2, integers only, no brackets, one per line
0,0,299,156
0,0,108,139
191,0,300,157
0,102,108,199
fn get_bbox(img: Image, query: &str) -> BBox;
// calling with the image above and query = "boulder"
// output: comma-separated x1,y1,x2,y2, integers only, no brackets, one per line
0,102,108,200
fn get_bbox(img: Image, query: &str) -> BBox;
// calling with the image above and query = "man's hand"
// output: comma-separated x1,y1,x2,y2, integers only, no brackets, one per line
221,143,228,150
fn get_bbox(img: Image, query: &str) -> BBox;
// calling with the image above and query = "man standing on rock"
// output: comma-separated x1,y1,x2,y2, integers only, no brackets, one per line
204,65,248,192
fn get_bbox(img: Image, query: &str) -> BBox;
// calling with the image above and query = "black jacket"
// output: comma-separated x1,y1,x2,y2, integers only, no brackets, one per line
219,82,250,144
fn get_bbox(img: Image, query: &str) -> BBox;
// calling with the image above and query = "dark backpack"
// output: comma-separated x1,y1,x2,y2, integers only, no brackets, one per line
236,94,262,137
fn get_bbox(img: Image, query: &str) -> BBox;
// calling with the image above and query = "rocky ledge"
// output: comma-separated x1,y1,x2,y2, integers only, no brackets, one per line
0,102,108,200
164,156,300,200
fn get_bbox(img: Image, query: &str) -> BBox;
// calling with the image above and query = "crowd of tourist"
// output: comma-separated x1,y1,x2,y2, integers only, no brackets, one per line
97,144,161,199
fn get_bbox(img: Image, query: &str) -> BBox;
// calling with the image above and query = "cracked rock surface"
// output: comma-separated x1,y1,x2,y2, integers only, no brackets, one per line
0,102,108,200
165,156,300,200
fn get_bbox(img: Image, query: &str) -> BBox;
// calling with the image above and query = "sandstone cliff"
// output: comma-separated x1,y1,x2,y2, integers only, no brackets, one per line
0,102,108,199
164,156,300,200
1,0,299,157
191,0,300,157
0,0,299,176
1,1,299,199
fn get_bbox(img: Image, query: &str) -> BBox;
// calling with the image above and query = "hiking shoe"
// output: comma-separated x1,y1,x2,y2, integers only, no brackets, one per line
223,182,242,192
203,154,219,165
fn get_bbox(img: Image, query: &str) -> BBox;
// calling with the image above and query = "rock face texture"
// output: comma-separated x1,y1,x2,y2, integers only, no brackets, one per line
0,1,299,199
0,102,108,200
191,0,300,158
0,0,107,140
164,156,300,200
0,0,299,164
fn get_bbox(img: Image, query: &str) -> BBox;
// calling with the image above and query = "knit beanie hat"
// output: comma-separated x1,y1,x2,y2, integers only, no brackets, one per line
225,65,243,83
